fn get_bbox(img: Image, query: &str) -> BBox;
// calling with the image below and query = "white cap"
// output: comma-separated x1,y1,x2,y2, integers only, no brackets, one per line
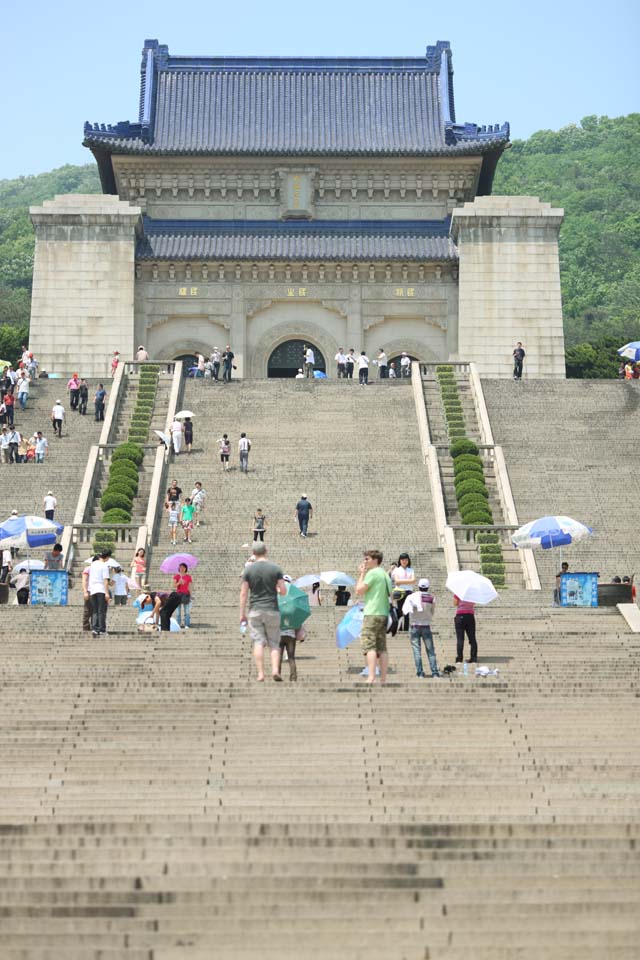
418,578,430,590
47,490,53,495
283,574,292,583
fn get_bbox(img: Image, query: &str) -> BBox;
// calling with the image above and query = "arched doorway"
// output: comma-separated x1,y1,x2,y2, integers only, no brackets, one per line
389,353,419,379
268,340,326,378
174,352,198,376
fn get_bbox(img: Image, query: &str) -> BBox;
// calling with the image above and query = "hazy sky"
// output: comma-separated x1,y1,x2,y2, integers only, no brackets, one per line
2,0,638,180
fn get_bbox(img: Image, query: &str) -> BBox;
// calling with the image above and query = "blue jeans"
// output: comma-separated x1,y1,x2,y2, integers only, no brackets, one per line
410,624,439,677
178,600,191,627
19,393,27,410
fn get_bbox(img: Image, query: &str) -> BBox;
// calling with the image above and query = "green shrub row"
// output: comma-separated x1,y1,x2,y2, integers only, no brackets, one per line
476,532,499,544
128,372,159,445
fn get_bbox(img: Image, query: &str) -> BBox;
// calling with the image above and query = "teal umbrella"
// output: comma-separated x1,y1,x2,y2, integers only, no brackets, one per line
278,583,311,630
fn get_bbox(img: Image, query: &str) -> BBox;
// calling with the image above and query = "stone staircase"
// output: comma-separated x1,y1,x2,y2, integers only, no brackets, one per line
0,378,639,959
483,379,640,590
421,368,524,588
0,380,103,529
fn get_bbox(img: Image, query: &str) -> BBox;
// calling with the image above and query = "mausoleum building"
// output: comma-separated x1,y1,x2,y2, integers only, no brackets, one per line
29,39,566,378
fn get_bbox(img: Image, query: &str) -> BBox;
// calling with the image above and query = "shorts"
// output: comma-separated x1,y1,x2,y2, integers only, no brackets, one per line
360,615,388,655
114,595,127,606
221,453,229,462
182,520,193,531
249,609,281,650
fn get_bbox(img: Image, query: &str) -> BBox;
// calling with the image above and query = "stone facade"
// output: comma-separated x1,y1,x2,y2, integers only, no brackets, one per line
30,195,140,377
451,196,566,378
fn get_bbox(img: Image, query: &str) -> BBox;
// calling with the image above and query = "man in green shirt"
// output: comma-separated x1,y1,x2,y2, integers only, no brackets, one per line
355,549,392,684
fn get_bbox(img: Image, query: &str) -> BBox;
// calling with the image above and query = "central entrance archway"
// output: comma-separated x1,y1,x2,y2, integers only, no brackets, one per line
267,340,326,378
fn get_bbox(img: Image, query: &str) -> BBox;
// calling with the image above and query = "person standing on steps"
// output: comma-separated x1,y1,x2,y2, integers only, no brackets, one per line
67,373,80,411
345,349,356,379
454,594,477,664
78,379,89,415
174,562,193,630
512,342,526,380
89,549,112,637
355,549,392,685
240,542,287,682
136,345,149,362
183,417,193,454
295,494,313,538
218,433,231,470
170,417,183,455
81,557,95,631
400,352,412,378
390,553,416,632
295,368,305,379
43,491,57,522
304,345,315,379
253,508,266,542
403,578,440,678
94,383,107,422
358,351,369,386
376,348,388,379
278,576,304,682
554,561,569,606
180,497,195,543
34,431,48,463
51,399,65,438
210,348,221,382
335,348,346,379
222,345,235,382
191,482,206,526
238,432,252,473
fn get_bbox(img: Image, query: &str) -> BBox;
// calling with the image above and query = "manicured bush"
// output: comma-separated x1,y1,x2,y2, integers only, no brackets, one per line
440,384,459,396
130,417,151,430
128,432,148,444
481,562,506,575
487,574,506,587
109,460,139,481
458,495,491,516
455,478,489,498
479,544,503,559
102,508,133,524
461,511,493,526
453,454,483,472
101,490,134,513
445,410,465,422
106,476,138,498
112,443,144,465
442,401,463,413
448,427,466,439
133,401,154,414
476,531,499,544
450,438,480,458
455,470,486,490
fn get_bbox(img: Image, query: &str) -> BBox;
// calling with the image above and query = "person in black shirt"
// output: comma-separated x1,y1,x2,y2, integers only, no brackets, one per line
335,585,351,606
512,342,526,380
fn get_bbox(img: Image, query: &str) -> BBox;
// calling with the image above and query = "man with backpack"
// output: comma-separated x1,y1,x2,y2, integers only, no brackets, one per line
238,432,252,473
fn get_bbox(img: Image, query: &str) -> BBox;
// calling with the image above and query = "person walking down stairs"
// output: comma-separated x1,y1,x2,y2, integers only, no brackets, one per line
240,543,287,682
295,494,313,538
218,434,231,470
238,433,252,473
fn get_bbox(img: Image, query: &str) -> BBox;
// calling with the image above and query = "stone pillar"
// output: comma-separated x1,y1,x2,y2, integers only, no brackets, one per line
30,195,142,377
451,196,565,379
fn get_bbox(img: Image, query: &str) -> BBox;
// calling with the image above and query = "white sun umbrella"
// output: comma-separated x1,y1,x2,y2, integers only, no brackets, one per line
13,558,46,573
320,570,357,587
154,430,171,447
84,556,123,570
294,573,321,590
174,410,195,419
446,570,498,605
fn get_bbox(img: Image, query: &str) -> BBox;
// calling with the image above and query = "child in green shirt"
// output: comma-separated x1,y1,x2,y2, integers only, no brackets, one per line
180,498,195,543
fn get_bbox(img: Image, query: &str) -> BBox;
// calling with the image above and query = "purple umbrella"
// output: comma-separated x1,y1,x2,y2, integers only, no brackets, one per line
159,553,199,574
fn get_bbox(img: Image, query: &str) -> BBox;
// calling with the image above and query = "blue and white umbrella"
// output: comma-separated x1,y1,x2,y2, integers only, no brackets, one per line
320,570,356,587
617,342,640,362
512,516,593,551
0,515,63,549
336,604,364,648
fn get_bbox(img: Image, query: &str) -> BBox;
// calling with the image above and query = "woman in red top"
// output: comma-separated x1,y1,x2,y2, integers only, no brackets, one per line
453,594,477,663
173,563,193,630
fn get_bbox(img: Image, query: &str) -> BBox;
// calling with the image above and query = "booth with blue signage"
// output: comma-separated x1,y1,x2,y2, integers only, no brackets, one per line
559,572,599,607
30,570,69,606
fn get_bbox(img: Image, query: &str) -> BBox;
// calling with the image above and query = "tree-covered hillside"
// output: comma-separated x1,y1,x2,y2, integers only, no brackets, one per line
0,115,638,376
494,114,640,376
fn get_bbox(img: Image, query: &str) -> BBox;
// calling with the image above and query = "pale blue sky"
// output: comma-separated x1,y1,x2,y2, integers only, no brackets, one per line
3,0,638,180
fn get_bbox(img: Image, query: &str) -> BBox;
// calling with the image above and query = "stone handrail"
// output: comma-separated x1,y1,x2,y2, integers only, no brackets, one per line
411,363,459,572
419,361,471,376
468,363,495,446
98,362,125,446
123,361,178,377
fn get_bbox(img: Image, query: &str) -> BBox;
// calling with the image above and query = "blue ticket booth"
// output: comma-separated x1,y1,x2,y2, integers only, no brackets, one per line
30,570,69,606
559,572,599,607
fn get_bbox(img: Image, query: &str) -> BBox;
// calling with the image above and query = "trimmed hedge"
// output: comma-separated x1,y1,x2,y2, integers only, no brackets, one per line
476,532,499,544
109,460,139,480
481,562,506,575
450,438,479,458
461,511,493,525
101,490,134,513
102,508,133,524
479,544,503,559
460,502,493,520
106,476,138,498
454,464,484,482
458,492,491,513
445,413,465,425
453,454,483,471
455,478,489,498
112,443,144,465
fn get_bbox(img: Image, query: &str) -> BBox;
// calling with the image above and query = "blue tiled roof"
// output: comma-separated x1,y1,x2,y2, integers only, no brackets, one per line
137,218,458,262
85,40,509,191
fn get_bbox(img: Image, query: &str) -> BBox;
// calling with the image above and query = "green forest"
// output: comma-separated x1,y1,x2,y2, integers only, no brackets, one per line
0,113,638,376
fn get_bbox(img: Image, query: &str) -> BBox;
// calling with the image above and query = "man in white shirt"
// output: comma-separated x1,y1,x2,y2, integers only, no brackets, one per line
377,349,388,379
238,433,252,473
400,352,412,378
358,351,370,386
17,374,30,411
210,349,221,381
136,345,149,361
35,432,48,463
304,346,315,379
51,400,65,437
335,349,347,379
88,550,112,636
0,426,10,463
43,491,57,521
294,368,305,379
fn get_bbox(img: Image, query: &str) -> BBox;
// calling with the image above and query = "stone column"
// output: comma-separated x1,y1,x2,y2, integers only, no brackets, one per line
451,196,565,379
30,195,141,377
